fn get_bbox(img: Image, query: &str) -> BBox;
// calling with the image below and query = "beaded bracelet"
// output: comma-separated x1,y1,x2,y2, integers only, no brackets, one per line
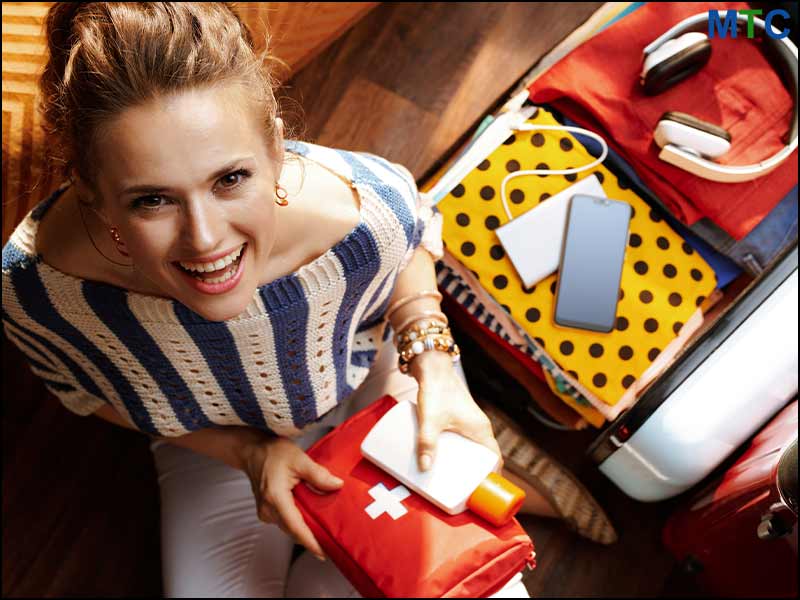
398,334,461,374
395,321,451,348
393,310,449,338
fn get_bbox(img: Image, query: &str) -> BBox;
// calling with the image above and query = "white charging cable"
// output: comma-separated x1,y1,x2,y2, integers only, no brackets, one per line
500,123,609,222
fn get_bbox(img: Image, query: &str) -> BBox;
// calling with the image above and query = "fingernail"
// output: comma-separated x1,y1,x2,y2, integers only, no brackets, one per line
333,477,344,485
420,454,432,471
315,553,327,562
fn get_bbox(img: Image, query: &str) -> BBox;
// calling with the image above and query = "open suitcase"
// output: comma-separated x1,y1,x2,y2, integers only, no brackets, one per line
422,2,799,502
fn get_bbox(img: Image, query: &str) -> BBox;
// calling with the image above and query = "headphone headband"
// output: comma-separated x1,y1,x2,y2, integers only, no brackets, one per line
644,10,798,182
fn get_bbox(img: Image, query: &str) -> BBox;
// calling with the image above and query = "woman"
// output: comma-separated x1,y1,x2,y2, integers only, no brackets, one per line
2,3,615,597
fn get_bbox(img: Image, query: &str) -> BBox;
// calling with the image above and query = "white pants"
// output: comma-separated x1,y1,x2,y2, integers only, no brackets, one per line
150,339,530,598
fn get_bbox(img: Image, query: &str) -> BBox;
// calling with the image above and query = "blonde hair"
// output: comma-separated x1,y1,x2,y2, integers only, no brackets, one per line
39,2,292,199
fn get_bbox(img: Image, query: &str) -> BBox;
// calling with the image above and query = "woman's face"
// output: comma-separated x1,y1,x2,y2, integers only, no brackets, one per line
89,84,283,322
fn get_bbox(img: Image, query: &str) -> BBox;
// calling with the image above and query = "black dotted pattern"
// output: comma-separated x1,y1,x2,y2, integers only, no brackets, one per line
436,112,717,403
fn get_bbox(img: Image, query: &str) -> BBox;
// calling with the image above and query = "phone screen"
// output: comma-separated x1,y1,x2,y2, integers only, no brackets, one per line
554,194,631,333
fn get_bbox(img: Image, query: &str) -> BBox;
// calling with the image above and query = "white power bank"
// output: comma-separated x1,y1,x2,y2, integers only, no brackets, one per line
360,400,500,515
494,174,606,289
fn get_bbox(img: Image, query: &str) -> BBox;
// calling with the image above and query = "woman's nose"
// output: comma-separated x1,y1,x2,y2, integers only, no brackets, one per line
180,196,225,252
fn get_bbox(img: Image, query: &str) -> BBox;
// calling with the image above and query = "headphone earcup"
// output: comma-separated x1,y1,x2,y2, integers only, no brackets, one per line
642,32,712,95
654,112,731,159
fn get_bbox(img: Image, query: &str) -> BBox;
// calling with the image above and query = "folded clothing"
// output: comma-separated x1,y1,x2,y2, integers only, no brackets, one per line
436,107,718,407
528,1,797,241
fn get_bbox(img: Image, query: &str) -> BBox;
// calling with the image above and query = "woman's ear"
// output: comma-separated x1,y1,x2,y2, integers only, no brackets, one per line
71,172,111,226
272,117,286,182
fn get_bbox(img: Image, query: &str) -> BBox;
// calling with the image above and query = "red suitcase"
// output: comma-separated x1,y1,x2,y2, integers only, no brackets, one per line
662,399,798,598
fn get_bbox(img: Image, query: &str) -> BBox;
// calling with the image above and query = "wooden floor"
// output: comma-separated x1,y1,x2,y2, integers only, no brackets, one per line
3,2,707,597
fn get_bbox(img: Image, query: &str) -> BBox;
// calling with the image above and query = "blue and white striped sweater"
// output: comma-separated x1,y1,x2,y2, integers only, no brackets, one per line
2,140,443,438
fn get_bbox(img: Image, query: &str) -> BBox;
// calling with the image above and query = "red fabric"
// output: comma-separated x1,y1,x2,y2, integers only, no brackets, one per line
528,1,797,240
293,395,535,598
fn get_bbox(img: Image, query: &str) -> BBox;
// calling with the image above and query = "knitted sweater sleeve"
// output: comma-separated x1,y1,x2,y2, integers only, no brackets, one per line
391,162,444,272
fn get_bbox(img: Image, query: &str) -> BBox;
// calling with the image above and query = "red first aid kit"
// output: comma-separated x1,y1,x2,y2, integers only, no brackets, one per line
292,395,536,598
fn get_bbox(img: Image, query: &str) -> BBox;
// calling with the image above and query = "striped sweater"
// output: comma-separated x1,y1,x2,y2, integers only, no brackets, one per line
2,140,443,438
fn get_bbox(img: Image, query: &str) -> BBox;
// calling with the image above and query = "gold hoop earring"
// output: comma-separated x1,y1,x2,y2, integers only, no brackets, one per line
108,227,131,257
274,182,289,206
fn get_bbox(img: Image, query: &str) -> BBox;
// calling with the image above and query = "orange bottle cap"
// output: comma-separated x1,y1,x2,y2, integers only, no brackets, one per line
467,471,526,527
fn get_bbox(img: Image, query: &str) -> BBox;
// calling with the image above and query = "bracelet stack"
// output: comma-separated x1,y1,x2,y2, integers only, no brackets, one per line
389,292,461,374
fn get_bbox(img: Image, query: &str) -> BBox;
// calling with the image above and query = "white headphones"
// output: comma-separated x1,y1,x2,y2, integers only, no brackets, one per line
641,10,798,183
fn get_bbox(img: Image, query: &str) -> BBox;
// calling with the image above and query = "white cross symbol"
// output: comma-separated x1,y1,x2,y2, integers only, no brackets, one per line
364,482,410,520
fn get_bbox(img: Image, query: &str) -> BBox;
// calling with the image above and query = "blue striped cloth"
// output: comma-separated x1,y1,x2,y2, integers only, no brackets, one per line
2,140,443,438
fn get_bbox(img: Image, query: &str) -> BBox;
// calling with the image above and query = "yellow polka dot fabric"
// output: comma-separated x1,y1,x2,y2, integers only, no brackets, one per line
438,109,717,407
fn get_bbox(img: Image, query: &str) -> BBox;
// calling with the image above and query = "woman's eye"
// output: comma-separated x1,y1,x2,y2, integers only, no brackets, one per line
219,168,252,188
132,196,167,211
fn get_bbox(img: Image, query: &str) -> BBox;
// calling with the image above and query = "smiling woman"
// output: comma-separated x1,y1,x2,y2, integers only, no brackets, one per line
0,2,596,598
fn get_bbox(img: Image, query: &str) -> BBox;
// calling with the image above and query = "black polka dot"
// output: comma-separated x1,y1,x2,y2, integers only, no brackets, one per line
564,172,578,182
682,242,695,256
560,341,574,355
593,170,605,184
535,162,549,177
539,192,551,202
663,264,677,278
493,275,508,289
456,213,470,227
522,283,536,294
525,308,541,323
617,176,631,190
559,137,573,151
618,289,625,302
471,270,480,280
649,208,663,223
696,295,706,307
534,337,545,349
673,321,683,334
644,318,659,333
567,370,579,380
506,159,520,173
480,186,495,200
478,159,491,171
634,261,649,275
639,290,653,304
691,269,703,281
630,206,636,219
503,134,517,145
550,280,557,295
669,293,682,307
461,242,475,256
622,375,636,389
593,373,607,388
629,233,642,247
656,236,670,250
510,189,525,204
490,245,505,260
452,184,465,198
485,215,500,230
648,348,661,361
616,316,629,331
501,304,511,314
531,133,545,147
589,343,604,358
618,345,633,360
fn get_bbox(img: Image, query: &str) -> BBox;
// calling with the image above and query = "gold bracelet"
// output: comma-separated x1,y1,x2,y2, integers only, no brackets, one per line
393,310,449,338
398,334,461,374
396,322,451,348
385,290,443,321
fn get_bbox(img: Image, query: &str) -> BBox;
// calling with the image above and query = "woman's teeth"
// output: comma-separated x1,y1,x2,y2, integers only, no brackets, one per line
179,244,244,273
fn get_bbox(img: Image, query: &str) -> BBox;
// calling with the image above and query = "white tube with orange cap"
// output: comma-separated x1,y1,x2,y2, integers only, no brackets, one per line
360,399,525,527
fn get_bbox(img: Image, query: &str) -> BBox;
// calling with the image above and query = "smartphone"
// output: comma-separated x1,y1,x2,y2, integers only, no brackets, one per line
554,194,631,333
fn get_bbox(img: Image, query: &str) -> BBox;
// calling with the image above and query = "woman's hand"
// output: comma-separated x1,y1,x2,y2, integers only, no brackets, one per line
410,351,503,472
239,436,343,561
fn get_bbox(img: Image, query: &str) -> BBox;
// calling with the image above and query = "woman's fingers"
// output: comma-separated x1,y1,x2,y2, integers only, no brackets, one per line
272,486,326,561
